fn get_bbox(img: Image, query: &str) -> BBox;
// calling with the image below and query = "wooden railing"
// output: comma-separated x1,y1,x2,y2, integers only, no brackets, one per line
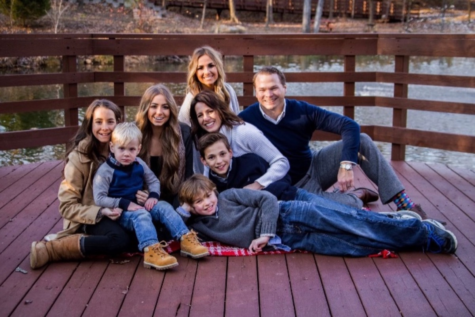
0,33,474,161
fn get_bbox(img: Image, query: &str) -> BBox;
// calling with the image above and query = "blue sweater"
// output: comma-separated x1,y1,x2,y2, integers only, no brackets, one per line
239,99,360,184
209,153,297,201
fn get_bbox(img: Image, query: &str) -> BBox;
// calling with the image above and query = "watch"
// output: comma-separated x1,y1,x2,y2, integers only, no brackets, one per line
340,163,352,171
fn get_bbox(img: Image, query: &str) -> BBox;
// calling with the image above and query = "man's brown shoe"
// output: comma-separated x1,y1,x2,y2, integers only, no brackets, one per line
347,187,379,204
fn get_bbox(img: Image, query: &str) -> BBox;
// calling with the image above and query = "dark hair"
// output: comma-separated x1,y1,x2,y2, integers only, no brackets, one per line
65,99,122,169
253,66,287,87
189,90,243,141
197,132,231,158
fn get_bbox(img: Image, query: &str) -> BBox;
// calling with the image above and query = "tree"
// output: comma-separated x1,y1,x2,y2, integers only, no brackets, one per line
302,0,311,32
228,0,239,23
313,0,324,33
265,0,274,27
0,0,50,26
45,0,69,33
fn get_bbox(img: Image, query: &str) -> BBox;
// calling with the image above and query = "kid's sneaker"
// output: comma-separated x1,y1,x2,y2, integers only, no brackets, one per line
143,241,178,270
422,221,457,254
180,230,209,259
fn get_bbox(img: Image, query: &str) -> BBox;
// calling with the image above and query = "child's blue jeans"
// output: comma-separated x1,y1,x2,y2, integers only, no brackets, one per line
278,189,427,256
118,201,189,251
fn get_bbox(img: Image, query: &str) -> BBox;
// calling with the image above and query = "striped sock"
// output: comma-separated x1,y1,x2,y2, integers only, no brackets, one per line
393,190,415,210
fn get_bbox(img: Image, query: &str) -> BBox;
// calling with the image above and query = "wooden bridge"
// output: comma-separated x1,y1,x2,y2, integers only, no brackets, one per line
0,34,475,316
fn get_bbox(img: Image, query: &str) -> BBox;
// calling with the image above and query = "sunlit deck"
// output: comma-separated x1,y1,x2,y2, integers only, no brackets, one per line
1,160,474,316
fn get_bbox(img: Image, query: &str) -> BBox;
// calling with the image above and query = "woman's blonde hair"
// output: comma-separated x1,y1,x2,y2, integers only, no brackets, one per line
135,84,182,194
187,46,230,105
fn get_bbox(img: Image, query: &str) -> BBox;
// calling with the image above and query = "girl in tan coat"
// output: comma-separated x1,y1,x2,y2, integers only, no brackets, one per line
30,99,137,269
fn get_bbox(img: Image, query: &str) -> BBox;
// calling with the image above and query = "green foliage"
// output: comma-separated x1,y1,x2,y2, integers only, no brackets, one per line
0,0,51,26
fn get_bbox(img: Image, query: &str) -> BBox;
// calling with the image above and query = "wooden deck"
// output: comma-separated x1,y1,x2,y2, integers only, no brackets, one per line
1,160,475,317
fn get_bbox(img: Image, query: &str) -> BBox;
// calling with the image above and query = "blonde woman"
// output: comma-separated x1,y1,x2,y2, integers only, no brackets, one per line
136,84,193,208
178,46,240,126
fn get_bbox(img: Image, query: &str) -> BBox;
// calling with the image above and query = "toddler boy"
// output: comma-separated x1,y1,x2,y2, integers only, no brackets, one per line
93,122,208,270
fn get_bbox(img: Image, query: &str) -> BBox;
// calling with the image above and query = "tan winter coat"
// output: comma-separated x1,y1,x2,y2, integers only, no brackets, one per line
53,140,102,240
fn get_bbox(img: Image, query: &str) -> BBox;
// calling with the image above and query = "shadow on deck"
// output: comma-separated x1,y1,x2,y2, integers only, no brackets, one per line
0,160,474,316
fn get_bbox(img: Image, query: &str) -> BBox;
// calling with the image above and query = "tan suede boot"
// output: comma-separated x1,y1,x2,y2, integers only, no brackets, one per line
143,241,178,270
30,234,84,270
180,230,209,259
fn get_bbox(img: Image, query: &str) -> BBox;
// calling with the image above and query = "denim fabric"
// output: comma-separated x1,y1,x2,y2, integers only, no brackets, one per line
149,201,189,241
118,209,158,251
277,197,428,257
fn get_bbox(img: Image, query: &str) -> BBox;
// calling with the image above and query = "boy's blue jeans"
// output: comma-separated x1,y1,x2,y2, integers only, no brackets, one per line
118,201,189,251
278,189,428,256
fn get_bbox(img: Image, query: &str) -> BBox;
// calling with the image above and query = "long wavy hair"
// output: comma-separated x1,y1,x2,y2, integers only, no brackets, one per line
65,99,122,169
135,84,182,194
189,90,243,141
187,46,230,105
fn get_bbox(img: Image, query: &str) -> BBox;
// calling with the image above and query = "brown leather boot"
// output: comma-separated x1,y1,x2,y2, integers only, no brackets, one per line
347,187,379,204
180,230,209,259
143,241,178,271
30,234,84,270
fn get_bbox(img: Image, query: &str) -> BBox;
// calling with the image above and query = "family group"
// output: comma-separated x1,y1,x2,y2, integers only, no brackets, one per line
30,46,457,271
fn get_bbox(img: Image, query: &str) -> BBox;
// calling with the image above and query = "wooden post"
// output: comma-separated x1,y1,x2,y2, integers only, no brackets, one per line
114,55,125,120
243,55,254,109
392,55,409,161
343,55,355,120
62,55,78,127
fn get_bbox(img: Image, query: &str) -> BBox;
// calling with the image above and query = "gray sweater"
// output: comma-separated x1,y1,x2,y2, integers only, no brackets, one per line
178,188,279,249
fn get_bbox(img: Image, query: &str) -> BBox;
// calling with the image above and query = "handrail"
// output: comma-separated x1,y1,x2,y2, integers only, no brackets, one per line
1,33,475,160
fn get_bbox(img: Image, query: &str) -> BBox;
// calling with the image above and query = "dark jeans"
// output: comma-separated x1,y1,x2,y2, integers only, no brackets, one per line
82,217,138,256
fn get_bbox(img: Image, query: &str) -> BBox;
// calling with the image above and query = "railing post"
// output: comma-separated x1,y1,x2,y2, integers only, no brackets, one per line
344,55,355,120
63,55,78,127
114,55,125,120
392,55,409,161
243,55,254,108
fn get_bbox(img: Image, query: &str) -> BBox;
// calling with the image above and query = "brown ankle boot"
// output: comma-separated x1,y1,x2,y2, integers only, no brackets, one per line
30,234,84,270
180,230,209,259
143,241,178,270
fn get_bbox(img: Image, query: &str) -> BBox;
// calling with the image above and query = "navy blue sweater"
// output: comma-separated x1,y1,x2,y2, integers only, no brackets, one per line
209,153,297,201
239,99,360,184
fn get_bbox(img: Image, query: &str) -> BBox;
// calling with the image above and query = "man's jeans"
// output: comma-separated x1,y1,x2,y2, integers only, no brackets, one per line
119,201,189,251
278,190,428,256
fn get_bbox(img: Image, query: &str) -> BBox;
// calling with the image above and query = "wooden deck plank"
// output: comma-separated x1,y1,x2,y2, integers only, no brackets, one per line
400,252,472,316
82,256,140,317
429,163,475,203
0,161,40,193
0,200,62,284
117,256,165,317
0,163,27,179
345,257,401,317
10,262,79,317
189,257,227,317
153,257,197,317
374,256,437,317
286,253,330,316
315,255,366,317
47,260,110,317
0,161,62,228
258,255,295,317
0,179,60,253
225,256,259,317
447,165,475,187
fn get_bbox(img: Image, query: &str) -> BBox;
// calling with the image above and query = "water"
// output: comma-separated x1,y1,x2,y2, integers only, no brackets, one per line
1,55,474,169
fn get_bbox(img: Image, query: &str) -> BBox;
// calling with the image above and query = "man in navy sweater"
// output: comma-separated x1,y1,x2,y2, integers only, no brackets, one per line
239,66,428,219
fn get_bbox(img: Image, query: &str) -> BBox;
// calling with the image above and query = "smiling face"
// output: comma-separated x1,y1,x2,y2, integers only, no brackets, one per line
191,190,218,216
254,73,287,117
92,107,117,144
110,139,141,166
196,54,218,89
147,94,170,127
201,140,233,178
195,102,222,133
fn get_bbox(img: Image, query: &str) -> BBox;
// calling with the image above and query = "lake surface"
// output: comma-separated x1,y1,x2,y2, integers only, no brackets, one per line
1,55,474,168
